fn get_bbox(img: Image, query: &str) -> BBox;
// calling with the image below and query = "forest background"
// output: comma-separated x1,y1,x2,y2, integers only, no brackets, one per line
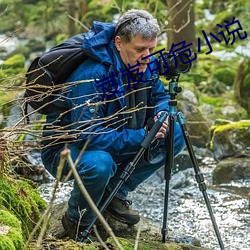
0,0,250,126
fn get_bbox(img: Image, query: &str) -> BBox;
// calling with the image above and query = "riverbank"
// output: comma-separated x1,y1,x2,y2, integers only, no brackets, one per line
38,156,250,250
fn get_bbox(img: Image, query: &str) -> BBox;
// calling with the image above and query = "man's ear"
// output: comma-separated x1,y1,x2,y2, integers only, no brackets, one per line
115,36,122,51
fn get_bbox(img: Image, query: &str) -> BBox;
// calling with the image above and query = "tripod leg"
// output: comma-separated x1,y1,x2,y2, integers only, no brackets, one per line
177,112,225,250
162,114,175,243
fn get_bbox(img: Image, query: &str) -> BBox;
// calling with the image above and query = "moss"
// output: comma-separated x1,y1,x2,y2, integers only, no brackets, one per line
212,67,235,86
105,237,208,250
0,174,47,239
199,95,224,107
0,209,21,229
0,235,16,250
29,239,98,250
0,209,24,249
7,228,24,249
213,120,250,133
199,91,249,122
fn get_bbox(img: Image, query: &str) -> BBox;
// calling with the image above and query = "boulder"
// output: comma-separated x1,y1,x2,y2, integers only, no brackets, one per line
213,157,250,184
209,120,250,160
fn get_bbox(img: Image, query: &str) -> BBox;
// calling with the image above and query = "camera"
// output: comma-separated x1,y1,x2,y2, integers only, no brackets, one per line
157,52,192,79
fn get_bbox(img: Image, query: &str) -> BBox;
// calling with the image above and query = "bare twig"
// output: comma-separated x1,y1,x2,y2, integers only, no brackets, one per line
68,14,90,31
61,148,124,250
93,225,110,250
134,220,142,250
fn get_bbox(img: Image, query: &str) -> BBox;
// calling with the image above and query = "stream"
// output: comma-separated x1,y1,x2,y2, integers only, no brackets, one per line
38,155,250,250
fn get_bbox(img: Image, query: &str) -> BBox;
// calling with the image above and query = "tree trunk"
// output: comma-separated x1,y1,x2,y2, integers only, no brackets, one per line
78,0,88,20
67,0,77,36
167,0,196,53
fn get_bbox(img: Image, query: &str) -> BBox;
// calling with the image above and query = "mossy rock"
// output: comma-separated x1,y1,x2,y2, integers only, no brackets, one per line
0,209,24,250
0,174,47,239
209,120,250,160
213,157,250,184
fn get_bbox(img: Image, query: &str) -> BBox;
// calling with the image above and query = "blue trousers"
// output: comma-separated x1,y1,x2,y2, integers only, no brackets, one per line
41,123,185,226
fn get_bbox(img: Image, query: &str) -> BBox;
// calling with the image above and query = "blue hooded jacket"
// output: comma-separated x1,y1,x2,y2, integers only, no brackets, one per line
43,21,170,156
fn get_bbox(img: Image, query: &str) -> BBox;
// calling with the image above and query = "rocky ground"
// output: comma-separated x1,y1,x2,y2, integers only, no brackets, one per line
33,201,211,250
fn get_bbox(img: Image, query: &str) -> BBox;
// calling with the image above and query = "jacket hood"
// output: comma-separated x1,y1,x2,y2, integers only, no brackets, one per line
82,21,116,65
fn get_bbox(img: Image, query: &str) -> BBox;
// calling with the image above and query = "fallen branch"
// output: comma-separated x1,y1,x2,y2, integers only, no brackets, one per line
62,148,124,250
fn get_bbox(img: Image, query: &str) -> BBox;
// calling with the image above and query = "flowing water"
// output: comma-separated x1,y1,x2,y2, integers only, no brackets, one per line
38,156,250,250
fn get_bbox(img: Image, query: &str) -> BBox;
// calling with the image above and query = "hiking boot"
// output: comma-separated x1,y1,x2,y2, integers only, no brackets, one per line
61,213,97,243
105,196,140,225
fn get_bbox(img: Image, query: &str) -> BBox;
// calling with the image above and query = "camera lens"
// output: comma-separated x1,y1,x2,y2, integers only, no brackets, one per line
156,51,192,79
172,53,191,74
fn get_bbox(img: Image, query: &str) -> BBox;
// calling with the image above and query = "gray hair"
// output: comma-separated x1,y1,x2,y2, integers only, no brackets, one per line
115,9,160,43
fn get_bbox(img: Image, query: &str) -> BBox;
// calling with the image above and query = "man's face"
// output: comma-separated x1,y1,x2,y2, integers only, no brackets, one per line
115,35,157,73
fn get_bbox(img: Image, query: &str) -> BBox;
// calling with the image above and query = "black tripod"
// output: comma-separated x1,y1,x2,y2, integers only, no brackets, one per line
161,77,225,249
82,78,225,249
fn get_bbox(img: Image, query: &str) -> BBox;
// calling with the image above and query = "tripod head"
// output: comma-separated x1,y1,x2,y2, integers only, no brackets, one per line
168,76,182,100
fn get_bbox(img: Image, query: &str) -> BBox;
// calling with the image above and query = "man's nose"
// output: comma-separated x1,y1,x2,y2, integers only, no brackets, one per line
144,49,151,57
142,49,151,62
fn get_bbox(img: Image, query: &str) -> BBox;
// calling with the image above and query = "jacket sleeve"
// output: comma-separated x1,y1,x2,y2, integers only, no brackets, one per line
66,62,146,156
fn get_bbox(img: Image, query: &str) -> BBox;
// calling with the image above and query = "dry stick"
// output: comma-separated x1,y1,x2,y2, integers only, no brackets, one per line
22,155,65,249
134,216,142,250
62,148,124,250
93,225,110,250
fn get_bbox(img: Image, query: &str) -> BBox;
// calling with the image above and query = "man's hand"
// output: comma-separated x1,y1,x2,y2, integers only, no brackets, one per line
154,111,169,139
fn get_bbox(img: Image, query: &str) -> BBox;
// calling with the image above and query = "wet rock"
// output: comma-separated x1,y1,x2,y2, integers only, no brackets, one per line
170,168,193,189
179,100,211,148
213,157,250,184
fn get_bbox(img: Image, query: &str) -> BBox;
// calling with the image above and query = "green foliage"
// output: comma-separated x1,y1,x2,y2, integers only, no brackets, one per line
183,53,239,95
199,89,248,121
0,54,26,86
1,54,25,69
196,0,250,54
234,57,250,115
199,95,224,108
213,67,235,86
